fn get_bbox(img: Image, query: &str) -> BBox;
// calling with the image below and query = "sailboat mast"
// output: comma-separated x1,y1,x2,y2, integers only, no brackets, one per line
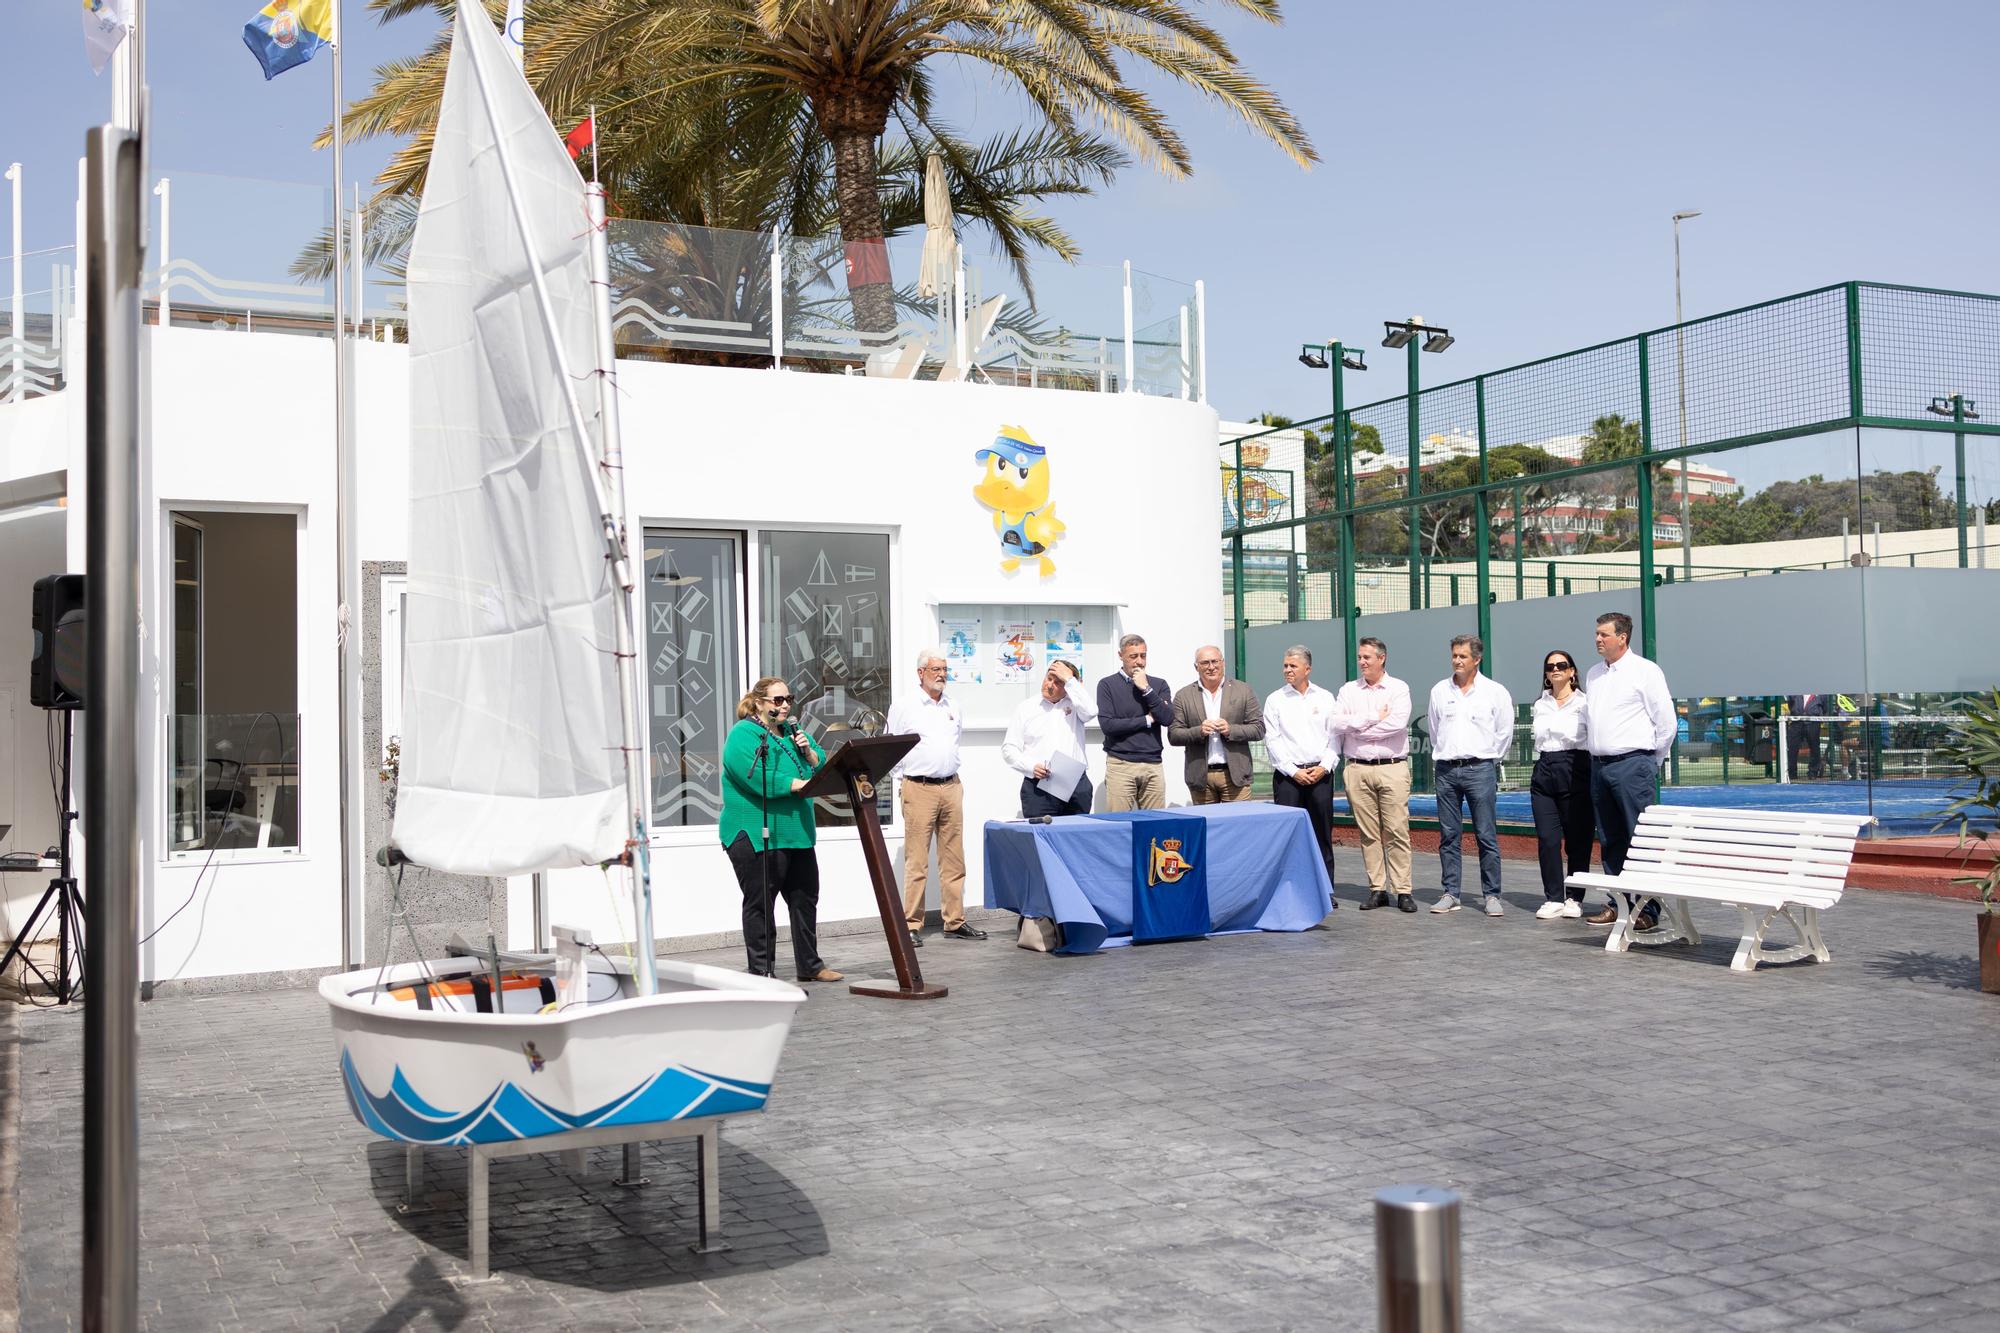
586,175,658,995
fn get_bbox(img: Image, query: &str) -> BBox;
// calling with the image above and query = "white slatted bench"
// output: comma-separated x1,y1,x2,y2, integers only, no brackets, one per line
1565,805,1874,971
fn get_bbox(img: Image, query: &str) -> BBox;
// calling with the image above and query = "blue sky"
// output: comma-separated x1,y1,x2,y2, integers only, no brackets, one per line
5,1,1998,423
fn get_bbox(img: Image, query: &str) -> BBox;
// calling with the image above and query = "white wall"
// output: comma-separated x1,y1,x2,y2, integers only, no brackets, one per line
0,508,69,935
6,326,1220,977
370,359,1223,947
136,327,339,983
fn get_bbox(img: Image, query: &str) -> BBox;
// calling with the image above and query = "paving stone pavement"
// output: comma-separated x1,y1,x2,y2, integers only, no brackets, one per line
11,861,2000,1332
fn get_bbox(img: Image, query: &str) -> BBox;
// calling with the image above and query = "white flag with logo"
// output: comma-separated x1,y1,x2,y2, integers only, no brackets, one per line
504,0,525,68
82,0,129,75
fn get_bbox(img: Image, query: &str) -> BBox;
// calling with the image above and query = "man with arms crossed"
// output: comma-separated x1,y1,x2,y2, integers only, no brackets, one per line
1002,659,1097,818
1583,612,1677,932
1427,634,1514,916
1169,646,1264,803
1337,637,1416,913
1096,634,1175,810
887,648,986,945
1263,646,1341,903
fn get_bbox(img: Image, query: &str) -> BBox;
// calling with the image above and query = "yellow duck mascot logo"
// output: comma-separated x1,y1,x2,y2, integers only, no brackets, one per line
973,425,1067,577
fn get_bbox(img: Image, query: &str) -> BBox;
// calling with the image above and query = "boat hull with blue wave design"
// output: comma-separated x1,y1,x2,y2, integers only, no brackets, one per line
322,955,805,1146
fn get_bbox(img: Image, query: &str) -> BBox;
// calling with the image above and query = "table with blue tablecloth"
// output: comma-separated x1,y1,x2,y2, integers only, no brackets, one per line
982,802,1333,954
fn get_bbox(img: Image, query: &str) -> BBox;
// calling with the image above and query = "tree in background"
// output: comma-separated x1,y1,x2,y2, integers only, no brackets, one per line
346,0,1317,332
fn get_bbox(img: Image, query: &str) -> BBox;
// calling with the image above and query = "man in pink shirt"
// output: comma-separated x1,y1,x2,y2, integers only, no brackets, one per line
1336,637,1416,913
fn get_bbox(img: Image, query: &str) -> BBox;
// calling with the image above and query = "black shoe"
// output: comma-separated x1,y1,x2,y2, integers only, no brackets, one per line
907,931,924,949
1358,890,1392,911
943,924,988,940
1633,910,1659,932
1327,897,1339,910
1395,894,1417,913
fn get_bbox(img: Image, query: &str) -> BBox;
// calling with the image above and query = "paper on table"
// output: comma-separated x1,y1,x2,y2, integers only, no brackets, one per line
1036,748,1085,803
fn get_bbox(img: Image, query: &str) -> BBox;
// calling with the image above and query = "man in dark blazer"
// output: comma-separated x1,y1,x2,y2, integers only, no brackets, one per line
1169,645,1265,803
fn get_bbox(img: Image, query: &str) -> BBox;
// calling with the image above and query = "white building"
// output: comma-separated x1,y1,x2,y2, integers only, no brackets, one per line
1,225,1218,987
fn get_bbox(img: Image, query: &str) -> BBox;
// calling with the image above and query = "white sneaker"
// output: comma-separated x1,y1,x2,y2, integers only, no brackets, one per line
1484,897,1506,917
1534,901,1565,920
1429,896,1461,914
1559,900,1583,919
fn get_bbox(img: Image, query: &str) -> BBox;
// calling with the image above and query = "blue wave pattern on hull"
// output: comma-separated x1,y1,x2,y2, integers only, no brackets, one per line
339,1048,771,1144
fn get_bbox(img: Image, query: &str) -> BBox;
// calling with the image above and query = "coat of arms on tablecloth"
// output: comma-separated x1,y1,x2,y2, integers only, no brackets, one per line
1148,836,1195,887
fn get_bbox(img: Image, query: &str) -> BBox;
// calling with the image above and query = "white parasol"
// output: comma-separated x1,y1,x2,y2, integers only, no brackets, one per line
916,153,958,299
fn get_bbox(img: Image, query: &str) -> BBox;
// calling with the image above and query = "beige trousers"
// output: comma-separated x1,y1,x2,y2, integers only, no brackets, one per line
900,778,966,930
1344,759,1413,895
1189,769,1254,804
1103,757,1166,811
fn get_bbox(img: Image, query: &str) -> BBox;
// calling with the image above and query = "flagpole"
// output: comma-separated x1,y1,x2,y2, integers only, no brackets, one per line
331,0,362,967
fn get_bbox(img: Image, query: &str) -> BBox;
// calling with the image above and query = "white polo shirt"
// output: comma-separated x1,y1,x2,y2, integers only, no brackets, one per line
1427,673,1515,761
1001,678,1096,776
886,690,962,779
1263,682,1340,776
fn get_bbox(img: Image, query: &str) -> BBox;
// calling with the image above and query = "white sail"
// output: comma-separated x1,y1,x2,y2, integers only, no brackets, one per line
391,2,625,875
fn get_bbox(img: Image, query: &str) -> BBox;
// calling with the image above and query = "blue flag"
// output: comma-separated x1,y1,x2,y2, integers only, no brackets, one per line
243,0,333,81
1129,814,1210,944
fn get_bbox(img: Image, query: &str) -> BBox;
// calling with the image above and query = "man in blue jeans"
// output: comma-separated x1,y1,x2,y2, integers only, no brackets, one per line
1583,612,1678,930
1426,634,1515,916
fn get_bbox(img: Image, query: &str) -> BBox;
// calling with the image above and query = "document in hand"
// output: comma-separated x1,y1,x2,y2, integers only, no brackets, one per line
1036,748,1086,803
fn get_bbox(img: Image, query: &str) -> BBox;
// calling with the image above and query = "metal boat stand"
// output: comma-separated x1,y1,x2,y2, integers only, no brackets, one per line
400,1115,731,1280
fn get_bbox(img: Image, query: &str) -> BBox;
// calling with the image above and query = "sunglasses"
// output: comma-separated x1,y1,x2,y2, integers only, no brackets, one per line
1544,662,1575,673
767,694,793,705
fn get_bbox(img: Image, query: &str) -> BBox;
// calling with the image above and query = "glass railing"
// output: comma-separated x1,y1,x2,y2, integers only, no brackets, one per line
0,246,76,400
1,167,1205,402
168,712,302,854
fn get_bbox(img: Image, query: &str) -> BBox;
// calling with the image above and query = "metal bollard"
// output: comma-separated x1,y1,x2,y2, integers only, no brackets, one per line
1375,1185,1462,1333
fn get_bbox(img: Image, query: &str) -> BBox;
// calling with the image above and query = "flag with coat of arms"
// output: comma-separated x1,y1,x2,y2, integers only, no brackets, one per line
244,0,336,81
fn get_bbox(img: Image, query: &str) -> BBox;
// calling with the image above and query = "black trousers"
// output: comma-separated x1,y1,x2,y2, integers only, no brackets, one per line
1020,773,1094,819
1272,770,1336,886
1530,749,1594,902
724,832,825,979
1788,720,1823,779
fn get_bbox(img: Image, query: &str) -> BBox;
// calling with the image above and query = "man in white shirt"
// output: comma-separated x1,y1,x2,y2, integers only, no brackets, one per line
1263,645,1341,902
1426,634,1514,916
886,648,985,945
1002,659,1097,818
1582,611,1678,930
1336,637,1416,913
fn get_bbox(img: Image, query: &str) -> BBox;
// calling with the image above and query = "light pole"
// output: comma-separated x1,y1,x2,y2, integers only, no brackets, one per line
1927,394,1979,567
1383,317,1453,608
1672,210,1700,579
1300,341,1368,673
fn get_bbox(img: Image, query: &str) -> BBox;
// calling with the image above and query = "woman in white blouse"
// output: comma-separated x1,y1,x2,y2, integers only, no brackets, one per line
1531,650,1595,919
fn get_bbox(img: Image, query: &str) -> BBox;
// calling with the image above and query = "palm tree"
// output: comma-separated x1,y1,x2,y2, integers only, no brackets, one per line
347,0,1317,331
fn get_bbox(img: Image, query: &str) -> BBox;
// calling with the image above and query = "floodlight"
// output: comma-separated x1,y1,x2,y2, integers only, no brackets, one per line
1341,349,1368,371
1381,324,1417,350
1422,331,1454,353
1298,344,1329,370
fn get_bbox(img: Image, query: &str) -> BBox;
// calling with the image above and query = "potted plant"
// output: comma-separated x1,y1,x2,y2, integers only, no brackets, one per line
1937,691,2000,993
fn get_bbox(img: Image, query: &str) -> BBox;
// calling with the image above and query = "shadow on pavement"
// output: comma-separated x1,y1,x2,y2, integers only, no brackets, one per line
1861,947,1981,990
366,1138,827,1289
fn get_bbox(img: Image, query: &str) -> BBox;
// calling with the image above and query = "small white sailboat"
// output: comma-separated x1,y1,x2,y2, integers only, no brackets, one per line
319,6,803,1269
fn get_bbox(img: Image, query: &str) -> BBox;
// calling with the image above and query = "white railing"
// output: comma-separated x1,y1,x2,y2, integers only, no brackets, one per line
3,167,1209,405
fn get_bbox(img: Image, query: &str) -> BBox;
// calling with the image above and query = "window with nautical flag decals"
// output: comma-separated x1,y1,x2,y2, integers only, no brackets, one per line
642,530,743,829
757,530,893,828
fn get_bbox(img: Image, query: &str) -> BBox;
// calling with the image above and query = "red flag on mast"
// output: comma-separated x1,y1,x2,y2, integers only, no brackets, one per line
564,116,595,161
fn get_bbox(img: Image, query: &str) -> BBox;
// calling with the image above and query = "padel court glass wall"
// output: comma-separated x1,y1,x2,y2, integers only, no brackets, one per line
1222,282,2000,838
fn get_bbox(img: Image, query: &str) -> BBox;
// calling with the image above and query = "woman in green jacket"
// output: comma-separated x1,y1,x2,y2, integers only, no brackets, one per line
721,676,843,982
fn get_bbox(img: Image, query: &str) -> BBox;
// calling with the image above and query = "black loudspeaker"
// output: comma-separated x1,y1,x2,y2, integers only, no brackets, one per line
31,573,86,710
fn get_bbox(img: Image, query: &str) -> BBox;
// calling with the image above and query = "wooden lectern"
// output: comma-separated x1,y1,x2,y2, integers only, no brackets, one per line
798,734,948,1000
